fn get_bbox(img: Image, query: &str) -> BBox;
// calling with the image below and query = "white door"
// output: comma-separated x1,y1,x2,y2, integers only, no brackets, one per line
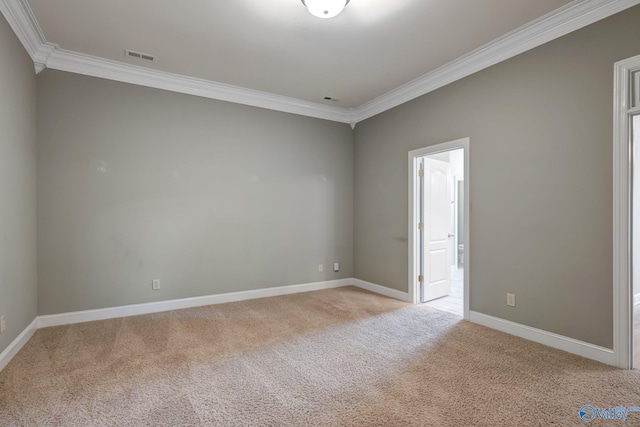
420,157,452,302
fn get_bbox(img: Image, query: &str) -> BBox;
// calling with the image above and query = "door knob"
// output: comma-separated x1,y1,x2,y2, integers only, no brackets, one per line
448,233,454,238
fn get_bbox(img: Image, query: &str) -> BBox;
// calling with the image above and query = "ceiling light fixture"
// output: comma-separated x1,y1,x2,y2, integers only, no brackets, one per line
301,0,350,19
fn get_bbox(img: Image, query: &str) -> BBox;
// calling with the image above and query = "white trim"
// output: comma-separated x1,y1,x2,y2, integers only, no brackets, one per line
44,47,351,124
0,0,349,123
38,278,352,328
2,277,409,372
2,0,638,123
35,278,411,329
634,293,640,306
613,54,640,370
0,284,618,372
613,57,631,369
408,138,470,320
351,0,640,123
351,278,411,302
0,318,38,372
0,0,44,64
470,311,616,366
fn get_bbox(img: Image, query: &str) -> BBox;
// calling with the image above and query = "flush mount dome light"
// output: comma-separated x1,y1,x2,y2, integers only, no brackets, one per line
301,0,350,19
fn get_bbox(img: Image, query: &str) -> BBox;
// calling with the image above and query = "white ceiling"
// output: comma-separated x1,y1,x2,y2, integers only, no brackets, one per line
25,0,573,109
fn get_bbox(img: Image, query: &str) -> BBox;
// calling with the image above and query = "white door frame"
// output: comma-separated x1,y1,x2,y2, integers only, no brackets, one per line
408,138,470,319
613,54,640,369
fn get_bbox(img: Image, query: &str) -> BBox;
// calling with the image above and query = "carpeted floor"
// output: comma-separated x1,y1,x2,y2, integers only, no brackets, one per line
1,286,640,426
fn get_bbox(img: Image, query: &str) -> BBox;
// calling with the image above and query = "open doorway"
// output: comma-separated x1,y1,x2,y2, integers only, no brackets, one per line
614,54,640,369
408,139,469,319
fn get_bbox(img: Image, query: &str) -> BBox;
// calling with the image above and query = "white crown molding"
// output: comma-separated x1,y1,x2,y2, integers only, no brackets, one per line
0,0,45,72
1,0,639,123
0,2,351,124
352,0,640,123
44,46,352,123
32,41,55,73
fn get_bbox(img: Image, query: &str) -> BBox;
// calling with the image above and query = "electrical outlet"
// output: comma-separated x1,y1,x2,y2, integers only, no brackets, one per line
0,315,6,333
152,279,161,290
318,264,323,273
507,293,516,307
333,262,340,272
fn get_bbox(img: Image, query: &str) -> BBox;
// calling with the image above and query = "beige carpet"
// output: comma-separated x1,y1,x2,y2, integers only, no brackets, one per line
1,286,640,426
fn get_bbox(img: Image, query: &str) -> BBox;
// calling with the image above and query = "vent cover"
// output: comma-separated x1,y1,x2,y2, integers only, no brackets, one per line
125,49,155,62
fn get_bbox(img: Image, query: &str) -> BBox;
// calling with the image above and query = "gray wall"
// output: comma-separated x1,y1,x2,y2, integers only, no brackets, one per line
37,70,354,315
8,3,640,353
0,15,37,354
354,6,640,349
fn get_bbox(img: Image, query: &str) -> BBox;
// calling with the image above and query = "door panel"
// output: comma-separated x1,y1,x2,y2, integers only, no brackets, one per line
428,249,448,282
421,158,452,302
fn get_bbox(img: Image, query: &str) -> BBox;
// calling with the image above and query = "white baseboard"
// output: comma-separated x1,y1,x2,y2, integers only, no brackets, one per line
1,284,619,373
38,278,353,328
5,276,405,368
3,279,351,372
0,318,38,372
36,277,410,330
469,311,615,366
352,278,411,302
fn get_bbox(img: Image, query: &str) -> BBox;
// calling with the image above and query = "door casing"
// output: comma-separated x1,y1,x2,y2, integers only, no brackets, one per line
613,54,640,369
408,138,470,319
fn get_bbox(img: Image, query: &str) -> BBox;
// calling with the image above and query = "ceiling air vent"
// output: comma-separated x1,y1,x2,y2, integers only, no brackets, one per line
125,49,155,62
